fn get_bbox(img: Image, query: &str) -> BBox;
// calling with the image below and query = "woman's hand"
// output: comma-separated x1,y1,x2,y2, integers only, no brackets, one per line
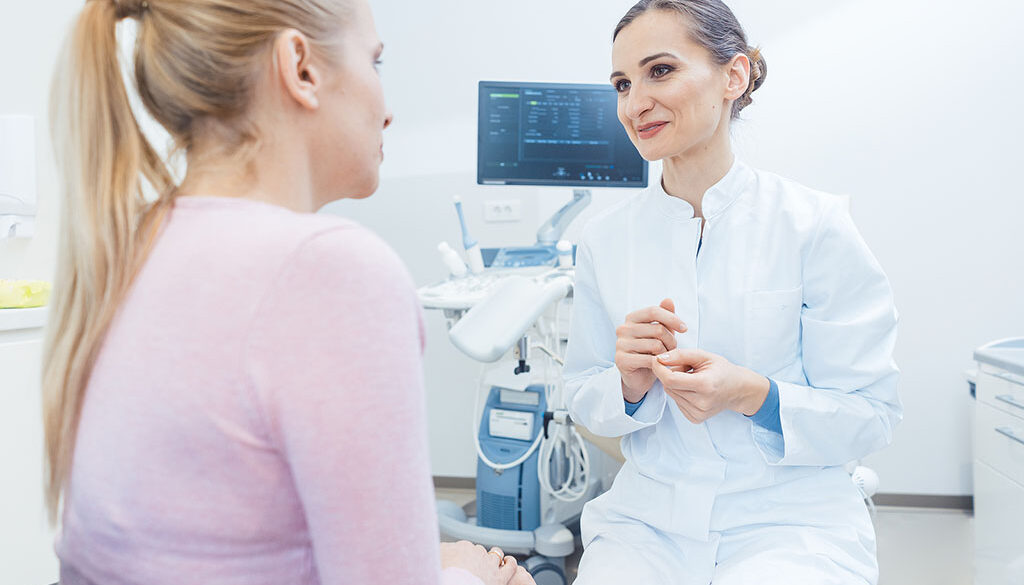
615,298,687,403
651,348,770,424
440,541,534,584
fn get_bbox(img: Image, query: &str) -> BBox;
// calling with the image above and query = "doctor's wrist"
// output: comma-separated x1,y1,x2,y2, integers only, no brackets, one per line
621,378,651,404
735,368,771,416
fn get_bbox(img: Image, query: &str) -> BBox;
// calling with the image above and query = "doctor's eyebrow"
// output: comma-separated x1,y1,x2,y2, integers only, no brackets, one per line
609,52,679,80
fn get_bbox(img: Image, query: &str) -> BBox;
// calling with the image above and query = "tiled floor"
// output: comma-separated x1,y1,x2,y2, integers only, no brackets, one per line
435,489,974,584
874,506,973,585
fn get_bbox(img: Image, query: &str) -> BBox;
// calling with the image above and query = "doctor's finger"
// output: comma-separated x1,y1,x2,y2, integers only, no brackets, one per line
668,394,705,424
655,347,715,368
616,337,671,357
666,386,717,419
617,351,657,372
616,322,678,350
651,357,707,391
625,306,687,332
665,385,715,413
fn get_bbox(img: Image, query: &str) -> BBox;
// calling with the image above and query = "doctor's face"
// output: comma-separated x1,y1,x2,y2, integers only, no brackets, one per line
611,10,733,162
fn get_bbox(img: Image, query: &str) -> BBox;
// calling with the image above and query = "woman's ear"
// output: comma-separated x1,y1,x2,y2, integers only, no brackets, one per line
723,53,751,102
275,29,321,110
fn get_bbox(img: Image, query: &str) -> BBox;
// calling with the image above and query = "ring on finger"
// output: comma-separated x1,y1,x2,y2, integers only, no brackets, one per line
487,550,504,564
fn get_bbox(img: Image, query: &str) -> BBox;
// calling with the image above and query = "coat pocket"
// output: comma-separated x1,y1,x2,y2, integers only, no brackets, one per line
745,286,803,375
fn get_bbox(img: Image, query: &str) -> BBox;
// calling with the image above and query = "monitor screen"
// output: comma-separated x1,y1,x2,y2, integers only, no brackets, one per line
477,81,648,188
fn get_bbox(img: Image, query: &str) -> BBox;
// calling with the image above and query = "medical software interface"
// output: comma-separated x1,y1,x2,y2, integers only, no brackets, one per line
477,81,647,187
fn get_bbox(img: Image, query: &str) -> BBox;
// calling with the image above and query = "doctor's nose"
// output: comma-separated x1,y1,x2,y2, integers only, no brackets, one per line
624,87,654,121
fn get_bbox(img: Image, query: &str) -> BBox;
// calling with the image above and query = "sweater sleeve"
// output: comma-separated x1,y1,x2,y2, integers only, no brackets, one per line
245,225,465,585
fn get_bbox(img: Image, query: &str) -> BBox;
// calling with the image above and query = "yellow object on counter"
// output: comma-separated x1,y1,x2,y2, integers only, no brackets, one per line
0,279,52,309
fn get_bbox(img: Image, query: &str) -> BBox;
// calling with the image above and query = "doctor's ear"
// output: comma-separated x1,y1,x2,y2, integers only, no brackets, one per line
275,29,321,110
722,53,751,103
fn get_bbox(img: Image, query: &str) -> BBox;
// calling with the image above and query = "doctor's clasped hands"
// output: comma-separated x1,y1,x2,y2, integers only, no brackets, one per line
652,347,771,424
615,297,771,424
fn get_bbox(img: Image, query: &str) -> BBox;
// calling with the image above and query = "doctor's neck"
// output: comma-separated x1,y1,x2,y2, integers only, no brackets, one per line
659,131,734,220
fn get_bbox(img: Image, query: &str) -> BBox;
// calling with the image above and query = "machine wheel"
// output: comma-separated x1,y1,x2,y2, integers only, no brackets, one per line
523,555,567,585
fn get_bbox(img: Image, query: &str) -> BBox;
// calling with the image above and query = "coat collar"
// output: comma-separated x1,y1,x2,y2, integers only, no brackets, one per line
651,157,754,220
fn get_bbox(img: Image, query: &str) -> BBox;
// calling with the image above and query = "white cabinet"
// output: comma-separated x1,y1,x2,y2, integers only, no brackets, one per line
975,462,1024,585
0,318,58,583
974,338,1024,585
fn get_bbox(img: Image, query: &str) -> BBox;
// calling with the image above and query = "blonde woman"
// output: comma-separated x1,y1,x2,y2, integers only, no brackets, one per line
44,1,532,584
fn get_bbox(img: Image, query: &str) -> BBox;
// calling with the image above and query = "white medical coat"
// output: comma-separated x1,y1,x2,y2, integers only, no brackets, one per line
563,159,901,582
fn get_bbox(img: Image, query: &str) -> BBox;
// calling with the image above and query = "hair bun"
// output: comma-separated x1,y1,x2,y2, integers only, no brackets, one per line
748,47,767,93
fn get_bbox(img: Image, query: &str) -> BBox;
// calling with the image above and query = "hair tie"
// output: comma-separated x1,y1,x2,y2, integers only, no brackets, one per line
112,0,150,20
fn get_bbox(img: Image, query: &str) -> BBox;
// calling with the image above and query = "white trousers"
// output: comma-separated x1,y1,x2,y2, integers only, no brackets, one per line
574,506,877,585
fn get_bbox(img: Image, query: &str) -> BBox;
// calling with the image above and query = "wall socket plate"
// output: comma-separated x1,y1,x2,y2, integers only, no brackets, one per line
483,199,522,222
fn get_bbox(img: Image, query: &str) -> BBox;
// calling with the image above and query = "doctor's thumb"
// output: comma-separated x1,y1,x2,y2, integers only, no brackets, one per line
660,298,675,313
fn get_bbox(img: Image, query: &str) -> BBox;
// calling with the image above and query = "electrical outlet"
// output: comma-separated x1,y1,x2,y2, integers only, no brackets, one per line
483,199,522,222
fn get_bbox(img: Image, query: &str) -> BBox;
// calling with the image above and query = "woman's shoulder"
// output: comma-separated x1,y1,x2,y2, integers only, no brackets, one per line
166,196,409,287
270,211,411,288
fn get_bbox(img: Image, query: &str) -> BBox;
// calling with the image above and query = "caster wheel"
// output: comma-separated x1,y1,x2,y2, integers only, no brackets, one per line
523,555,567,585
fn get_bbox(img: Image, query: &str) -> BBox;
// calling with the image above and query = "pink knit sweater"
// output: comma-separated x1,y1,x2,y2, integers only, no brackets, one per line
56,196,481,585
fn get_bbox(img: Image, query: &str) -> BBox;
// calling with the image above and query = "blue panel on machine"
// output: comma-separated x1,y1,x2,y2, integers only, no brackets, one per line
476,385,547,531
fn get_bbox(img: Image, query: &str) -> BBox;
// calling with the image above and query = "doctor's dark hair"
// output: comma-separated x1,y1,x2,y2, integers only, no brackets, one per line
613,0,766,118
44,0,350,525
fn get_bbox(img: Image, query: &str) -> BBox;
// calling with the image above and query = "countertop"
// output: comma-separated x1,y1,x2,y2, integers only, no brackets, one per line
0,307,48,333
975,338,1024,378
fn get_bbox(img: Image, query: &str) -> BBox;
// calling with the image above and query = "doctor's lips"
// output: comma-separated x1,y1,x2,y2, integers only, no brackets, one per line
636,121,668,139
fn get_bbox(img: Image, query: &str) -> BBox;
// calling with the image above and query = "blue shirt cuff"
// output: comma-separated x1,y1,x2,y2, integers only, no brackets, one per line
746,378,782,435
624,394,646,417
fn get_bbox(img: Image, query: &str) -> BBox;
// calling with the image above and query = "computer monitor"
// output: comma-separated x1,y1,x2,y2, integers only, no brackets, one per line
477,81,648,188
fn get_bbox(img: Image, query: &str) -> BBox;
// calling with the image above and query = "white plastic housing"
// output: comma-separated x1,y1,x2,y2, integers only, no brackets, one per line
0,115,37,239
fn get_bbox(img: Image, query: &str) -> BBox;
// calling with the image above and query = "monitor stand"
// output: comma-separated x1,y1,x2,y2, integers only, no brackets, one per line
487,189,591,269
536,189,591,245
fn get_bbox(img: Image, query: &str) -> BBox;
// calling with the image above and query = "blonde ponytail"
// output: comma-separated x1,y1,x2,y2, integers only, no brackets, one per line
43,0,349,526
43,0,174,524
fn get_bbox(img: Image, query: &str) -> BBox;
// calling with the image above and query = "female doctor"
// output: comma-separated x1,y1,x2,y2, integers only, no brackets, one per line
563,1,902,584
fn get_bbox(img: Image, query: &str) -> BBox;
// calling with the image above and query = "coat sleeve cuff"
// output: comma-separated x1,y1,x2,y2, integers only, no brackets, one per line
746,378,782,434
570,366,667,437
750,379,787,464
624,393,646,416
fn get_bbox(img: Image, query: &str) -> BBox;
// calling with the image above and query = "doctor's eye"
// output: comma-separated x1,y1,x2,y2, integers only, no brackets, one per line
374,59,383,72
650,64,673,78
613,79,631,93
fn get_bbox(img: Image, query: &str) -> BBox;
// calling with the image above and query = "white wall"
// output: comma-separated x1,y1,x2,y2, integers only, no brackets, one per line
0,0,74,279
332,0,1024,494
